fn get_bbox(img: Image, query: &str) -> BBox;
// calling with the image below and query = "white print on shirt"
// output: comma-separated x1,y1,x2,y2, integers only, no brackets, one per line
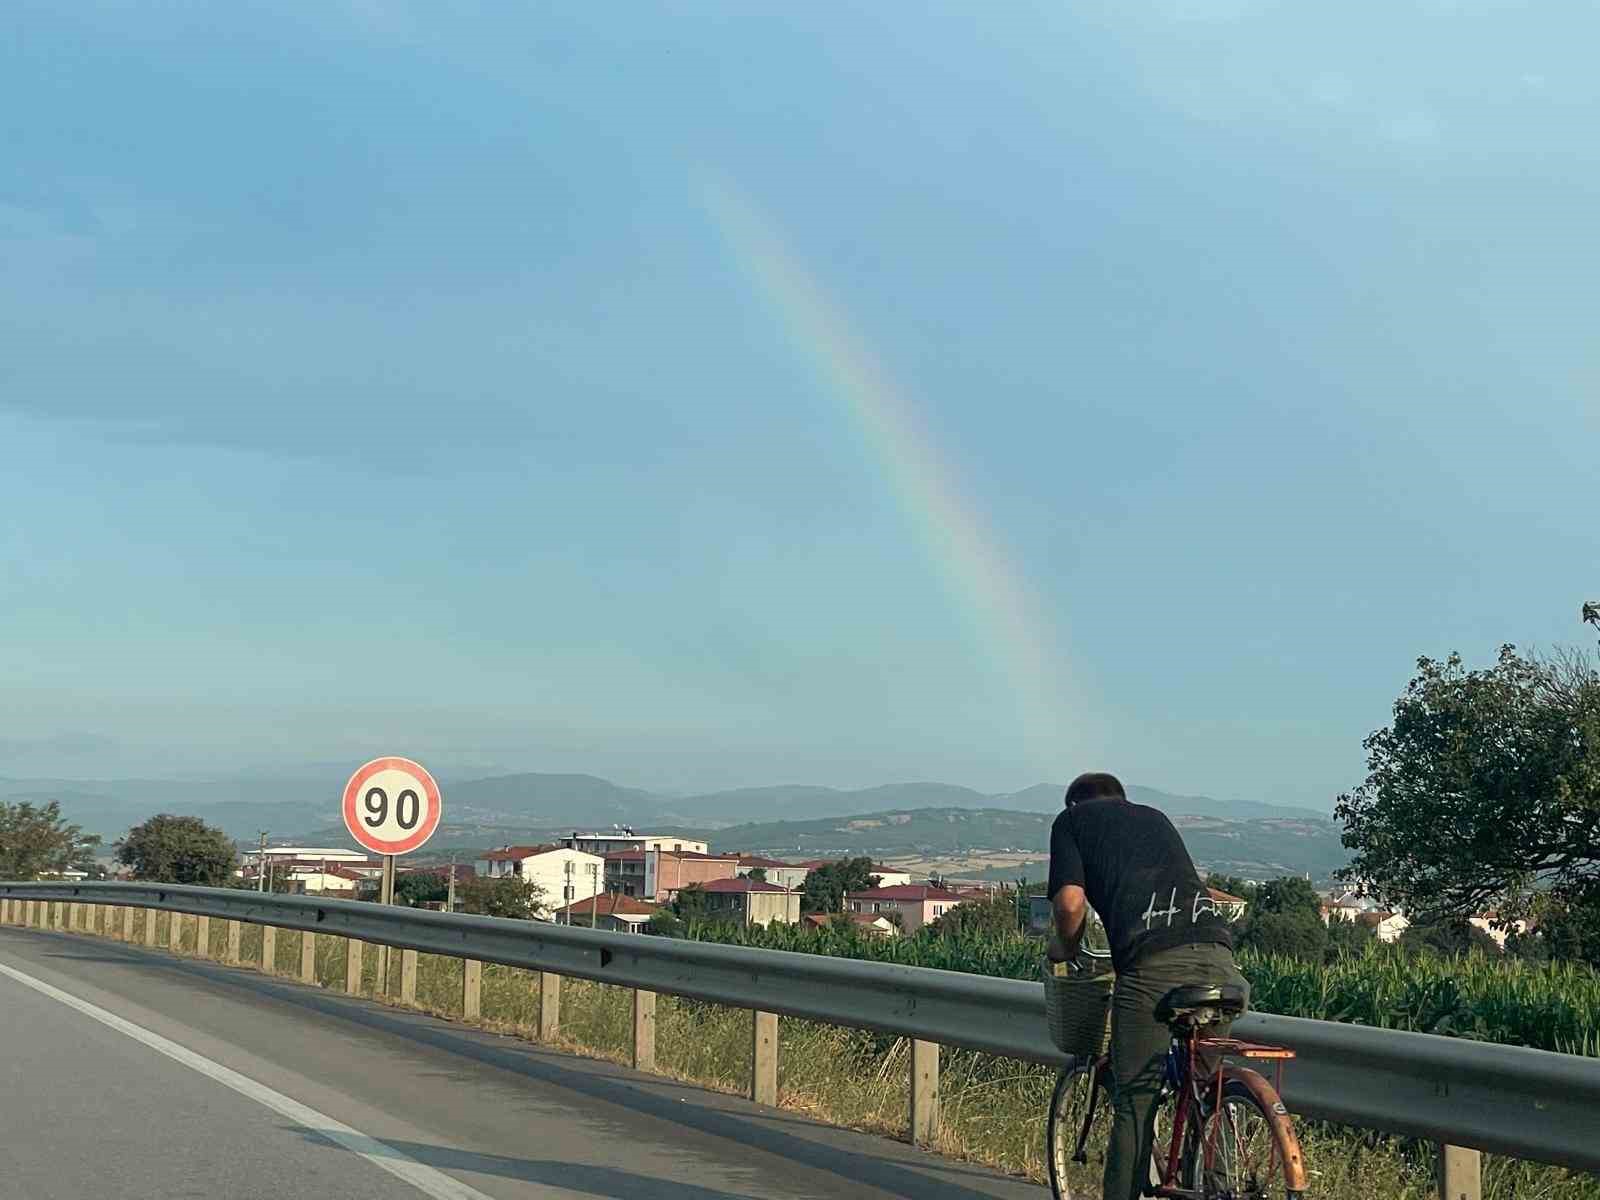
1141,889,1221,930
1141,887,1180,929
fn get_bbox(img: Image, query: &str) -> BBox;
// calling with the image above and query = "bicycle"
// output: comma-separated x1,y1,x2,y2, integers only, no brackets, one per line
1046,956,1309,1200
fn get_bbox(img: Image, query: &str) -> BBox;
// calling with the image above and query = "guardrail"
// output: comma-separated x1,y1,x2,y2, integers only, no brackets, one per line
5,881,1598,1197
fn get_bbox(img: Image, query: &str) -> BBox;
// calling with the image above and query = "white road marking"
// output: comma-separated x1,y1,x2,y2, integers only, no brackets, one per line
0,959,514,1200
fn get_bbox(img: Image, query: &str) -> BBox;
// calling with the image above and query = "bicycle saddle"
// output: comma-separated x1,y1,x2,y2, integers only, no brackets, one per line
1155,984,1247,1025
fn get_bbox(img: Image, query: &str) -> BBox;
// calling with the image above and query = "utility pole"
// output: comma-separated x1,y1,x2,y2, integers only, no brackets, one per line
589,862,600,928
446,855,457,913
257,831,269,893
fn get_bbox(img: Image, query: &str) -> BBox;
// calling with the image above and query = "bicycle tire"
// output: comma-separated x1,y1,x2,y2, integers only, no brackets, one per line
1046,1065,1101,1200
1047,1063,1171,1200
1194,1075,1307,1200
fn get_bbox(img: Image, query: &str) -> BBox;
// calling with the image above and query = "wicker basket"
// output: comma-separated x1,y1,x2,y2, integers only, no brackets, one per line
1042,961,1114,1059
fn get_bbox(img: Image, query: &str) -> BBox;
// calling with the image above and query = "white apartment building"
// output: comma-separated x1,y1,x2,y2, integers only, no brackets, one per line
476,845,606,914
563,830,709,856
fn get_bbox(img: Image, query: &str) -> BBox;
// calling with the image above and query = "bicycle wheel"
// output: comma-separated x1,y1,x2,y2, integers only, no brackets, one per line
1046,1065,1103,1200
1195,1078,1303,1200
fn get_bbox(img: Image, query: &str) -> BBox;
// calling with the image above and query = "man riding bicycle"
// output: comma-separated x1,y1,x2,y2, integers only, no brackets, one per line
1047,772,1250,1200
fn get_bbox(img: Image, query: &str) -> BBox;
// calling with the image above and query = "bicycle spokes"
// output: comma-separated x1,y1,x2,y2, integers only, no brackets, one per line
1202,1093,1277,1200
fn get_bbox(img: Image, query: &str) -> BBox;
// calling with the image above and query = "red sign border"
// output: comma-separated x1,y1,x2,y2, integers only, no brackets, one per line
341,756,442,856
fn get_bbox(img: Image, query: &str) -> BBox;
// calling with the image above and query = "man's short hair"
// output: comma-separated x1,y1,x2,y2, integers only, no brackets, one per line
1064,772,1126,808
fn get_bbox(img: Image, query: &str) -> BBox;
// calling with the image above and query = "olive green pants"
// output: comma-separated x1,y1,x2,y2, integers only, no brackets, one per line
1104,942,1249,1200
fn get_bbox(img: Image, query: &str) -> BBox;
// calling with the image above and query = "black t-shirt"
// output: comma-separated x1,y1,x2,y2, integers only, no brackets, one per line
1047,799,1233,973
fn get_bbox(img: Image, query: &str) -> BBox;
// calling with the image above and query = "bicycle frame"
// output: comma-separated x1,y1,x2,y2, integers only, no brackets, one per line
1069,1030,1308,1200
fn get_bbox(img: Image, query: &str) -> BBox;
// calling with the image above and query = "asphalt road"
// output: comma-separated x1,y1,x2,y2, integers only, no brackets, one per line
0,923,1045,1200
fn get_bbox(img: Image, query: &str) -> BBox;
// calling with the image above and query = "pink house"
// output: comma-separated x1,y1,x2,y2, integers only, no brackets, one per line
845,884,969,933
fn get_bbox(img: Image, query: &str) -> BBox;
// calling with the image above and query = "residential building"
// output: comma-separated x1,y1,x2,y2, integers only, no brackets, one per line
796,860,913,888
289,866,362,895
475,845,605,914
846,884,970,933
733,855,811,890
1205,887,1249,922
697,878,801,927
550,892,661,933
1468,912,1527,949
563,830,709,857
803,911,898,938
1357,911,1410,943
606,848,740,900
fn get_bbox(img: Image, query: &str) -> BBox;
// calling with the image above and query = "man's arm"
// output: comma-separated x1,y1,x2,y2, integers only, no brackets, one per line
1051,884,1088,962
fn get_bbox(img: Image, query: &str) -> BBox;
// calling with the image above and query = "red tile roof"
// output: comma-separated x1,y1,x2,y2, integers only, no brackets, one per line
552,893,660,919
480,845,558,862
735,855,797,869
700,877,790,894
603,849,736,863
1206,887,1247,904
846,885,966,902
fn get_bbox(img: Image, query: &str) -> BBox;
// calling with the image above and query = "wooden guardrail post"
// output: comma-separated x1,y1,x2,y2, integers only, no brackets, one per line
260,926,277,975
538,972,560,1040
911,1039,940,1145
751,1010,778,1106
300,931,317,984
195,915,210,958
632,990,656,1072
1438,1144,1482,1200
400,948,417,1005
122,905,135,942
70,902,83,931
463,960,482,1019
225,919,241,964
345,938,363,993
145,909,160,948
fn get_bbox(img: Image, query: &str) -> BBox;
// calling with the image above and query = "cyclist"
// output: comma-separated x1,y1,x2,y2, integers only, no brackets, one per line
1046,771,1250,1200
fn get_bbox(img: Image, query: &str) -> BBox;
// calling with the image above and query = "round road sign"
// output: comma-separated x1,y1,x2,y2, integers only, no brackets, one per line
341,756,442,856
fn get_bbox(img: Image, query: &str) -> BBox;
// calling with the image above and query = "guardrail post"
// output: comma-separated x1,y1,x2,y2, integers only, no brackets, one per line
632,989,656,1072
225,919,241,964
300,931,317,984
122,905,135,942
69,902,82,931
1438,1144,1482,1200
145,908,160,948
260,925,277,974
345,938,362,994
173,911,186,949
195,915,210,958
751,1011,778,1106
911,1039,940,1145
463,960,482,1019
538,972,559,1040
400,948,417,1005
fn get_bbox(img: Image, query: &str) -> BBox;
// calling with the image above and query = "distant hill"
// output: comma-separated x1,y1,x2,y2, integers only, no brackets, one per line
699,806,1350,884
19,767,1330,859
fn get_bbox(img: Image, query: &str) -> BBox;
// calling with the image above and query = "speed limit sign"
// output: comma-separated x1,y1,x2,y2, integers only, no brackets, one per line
342,756,442,856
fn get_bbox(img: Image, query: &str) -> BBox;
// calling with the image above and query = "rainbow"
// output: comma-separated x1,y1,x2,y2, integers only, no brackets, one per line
703,178,1084,773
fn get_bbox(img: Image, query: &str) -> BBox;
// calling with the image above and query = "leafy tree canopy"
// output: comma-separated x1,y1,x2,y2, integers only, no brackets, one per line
458,875,544,920
927,893,1018,940
673,882,709,919
800,857,880,914
394,872,450,907
117,814,236,885
1335,645,1600,933
0,800,101,880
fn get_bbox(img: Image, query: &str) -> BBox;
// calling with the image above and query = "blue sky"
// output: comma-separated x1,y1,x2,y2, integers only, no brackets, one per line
2,1,1595,807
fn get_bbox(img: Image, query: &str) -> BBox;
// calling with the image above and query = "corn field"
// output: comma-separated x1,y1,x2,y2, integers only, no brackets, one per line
672,920,1600,1057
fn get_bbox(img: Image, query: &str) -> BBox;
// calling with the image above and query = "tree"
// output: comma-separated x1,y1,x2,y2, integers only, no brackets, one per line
117,814,236,885
745,866,767,883
1400,918,1500,957
394,872,450,907
1205,874,1255,901
1334,645,1600,955
0,800,101,880
801,858,880,914
458,875,544,920
1236,877,1328,961
646,910,686,937
673,883,709,919
927,894,1017,939
1324,913,1377,959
